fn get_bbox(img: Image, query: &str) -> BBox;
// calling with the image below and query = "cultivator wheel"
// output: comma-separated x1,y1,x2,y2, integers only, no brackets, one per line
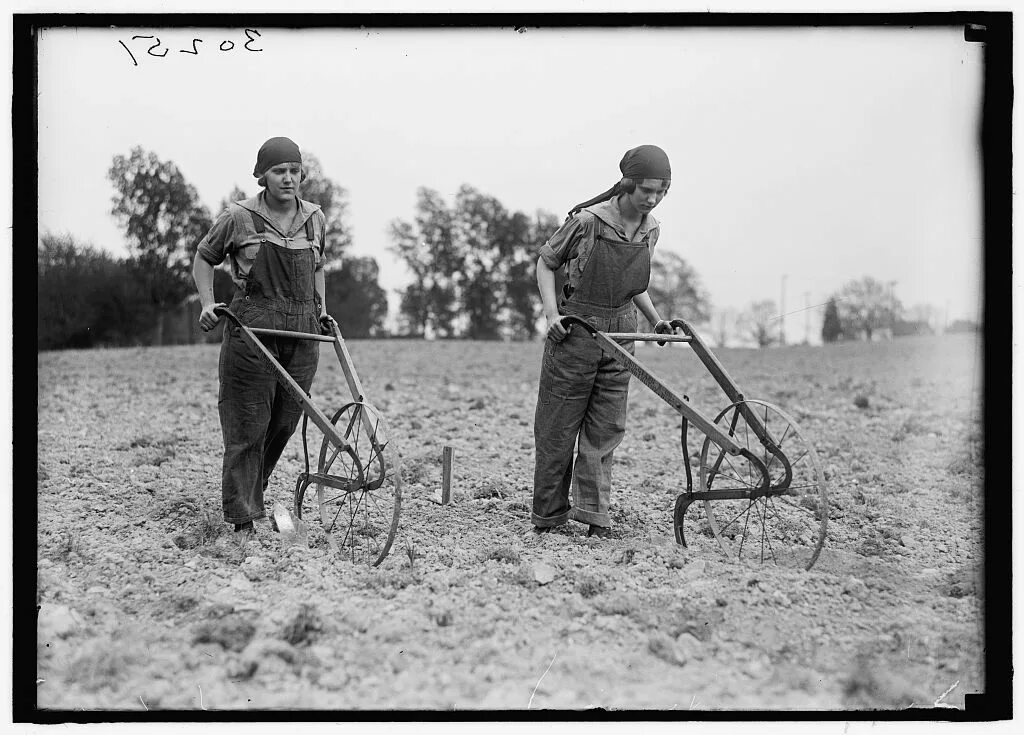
295,401,402,566
698,399,828,571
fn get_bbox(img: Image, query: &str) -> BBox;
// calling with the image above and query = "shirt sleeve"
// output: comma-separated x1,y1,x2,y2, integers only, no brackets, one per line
537,214,592,270
648,226,660,255
196,208,237,267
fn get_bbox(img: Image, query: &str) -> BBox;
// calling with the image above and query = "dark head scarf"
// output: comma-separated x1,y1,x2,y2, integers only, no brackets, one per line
567,144,671,219
253,136,302,178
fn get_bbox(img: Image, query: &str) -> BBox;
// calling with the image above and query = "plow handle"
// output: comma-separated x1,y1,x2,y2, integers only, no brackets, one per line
560,315,680,345
213,305,242,329
557,315,599,337
214,305,338,336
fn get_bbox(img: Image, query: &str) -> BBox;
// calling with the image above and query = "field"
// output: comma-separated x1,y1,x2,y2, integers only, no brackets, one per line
36,332,985,711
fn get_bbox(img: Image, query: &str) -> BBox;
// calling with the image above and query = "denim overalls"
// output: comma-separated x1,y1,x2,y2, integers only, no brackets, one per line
532,212,652,529
218,204,323,524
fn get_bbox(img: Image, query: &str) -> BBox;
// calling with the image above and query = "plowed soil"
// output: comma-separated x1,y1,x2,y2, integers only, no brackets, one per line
36,333,984,711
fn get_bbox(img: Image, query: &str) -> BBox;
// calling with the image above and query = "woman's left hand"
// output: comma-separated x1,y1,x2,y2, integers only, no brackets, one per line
654,319,676,346
319,314,337,335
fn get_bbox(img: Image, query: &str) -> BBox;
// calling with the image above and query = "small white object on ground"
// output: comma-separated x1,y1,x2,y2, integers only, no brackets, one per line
533,562,556,585
272,502,294,534
272,501,308,548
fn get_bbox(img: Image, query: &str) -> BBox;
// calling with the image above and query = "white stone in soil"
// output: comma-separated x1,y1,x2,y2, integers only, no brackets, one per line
533,562,556,585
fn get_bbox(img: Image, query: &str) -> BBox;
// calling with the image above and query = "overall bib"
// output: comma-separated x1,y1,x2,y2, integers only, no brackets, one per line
218,210,321,524
532,215,652,528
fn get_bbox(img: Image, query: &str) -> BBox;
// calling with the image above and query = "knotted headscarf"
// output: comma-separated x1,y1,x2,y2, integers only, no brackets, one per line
253,136,302,178
567,144,671,218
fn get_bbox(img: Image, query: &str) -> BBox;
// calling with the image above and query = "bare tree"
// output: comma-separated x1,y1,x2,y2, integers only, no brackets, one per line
833,276,902,341
646,251,711,327
740,299,778,348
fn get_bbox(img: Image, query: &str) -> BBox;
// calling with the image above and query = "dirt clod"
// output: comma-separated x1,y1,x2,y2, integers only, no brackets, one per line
280,604,324,646
192,615,257,653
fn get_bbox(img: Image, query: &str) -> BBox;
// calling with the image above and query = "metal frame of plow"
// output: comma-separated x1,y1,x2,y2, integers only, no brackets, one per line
558,315,784,548
214,309,350,453
214,307,401,563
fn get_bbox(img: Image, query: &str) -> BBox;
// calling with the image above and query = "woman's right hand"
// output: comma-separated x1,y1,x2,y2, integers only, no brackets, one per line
546,314,570,343
199,302,227,332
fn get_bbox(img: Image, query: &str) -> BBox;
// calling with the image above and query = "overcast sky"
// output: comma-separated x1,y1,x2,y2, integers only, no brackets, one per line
36,22,984,337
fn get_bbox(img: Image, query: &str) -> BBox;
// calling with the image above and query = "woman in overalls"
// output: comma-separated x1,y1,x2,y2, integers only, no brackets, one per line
532,144,676,538
192,136,329,542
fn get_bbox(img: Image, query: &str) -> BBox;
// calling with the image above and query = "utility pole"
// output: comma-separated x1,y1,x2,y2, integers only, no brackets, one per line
779,274,787,346
804,291,810,344
888,280,898,331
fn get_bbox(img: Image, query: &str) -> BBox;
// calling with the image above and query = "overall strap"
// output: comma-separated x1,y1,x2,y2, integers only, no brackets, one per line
250,210,266,234
305,217,314,243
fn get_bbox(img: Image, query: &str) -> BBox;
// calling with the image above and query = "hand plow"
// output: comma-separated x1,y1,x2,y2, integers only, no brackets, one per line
559,316,829,571
215,306,402,566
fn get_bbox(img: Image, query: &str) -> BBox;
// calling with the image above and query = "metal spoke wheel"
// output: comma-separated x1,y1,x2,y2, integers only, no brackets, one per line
314,401,402,566
699,399,828,571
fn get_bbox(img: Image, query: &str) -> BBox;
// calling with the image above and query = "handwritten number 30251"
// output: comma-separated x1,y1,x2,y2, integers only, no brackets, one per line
119,29,263,66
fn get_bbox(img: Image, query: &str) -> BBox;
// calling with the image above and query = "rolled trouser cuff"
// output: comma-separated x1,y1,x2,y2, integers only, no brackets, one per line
569,507,611,527
223,509,267,525
531,509,571,528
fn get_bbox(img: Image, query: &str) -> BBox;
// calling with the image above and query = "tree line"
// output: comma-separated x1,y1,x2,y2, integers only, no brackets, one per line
39,145,715,350
38,145,942,351
712,276,952,349
39,147,388,350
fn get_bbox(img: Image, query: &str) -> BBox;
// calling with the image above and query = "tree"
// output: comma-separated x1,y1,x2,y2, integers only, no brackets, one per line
324,257,388,337
297,152,354,258
298,152,392,337
833,276,902,341
454,186,509,339
37,232,160,349
108,147,212,345
821,297,843,343
388,188,465,338
741,299,778,348
217,184,249,214
390,186,555,340
39,233,121,349
504,211,559,340
647,251,711,328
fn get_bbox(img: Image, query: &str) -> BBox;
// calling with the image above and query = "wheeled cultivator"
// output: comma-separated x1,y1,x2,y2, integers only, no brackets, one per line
214,307,402,566
559,316,829,571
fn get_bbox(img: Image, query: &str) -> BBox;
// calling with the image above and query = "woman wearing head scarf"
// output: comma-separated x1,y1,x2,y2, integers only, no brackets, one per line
532,144,677,539
191,136,329,543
